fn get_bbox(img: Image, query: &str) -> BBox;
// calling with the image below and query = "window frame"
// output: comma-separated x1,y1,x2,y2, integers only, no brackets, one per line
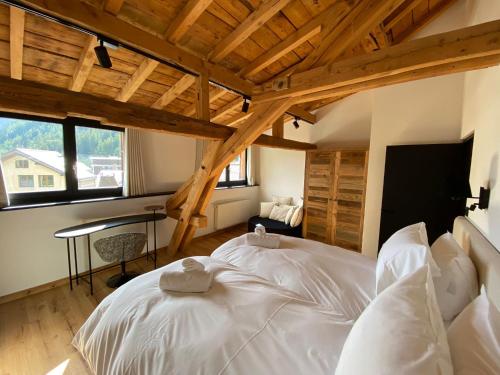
15,159,29,168
0,112,124,206
217,149,248,188
18,175,34,188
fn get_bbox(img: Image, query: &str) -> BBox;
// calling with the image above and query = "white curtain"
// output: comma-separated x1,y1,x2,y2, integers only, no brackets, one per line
247,145,255,186
0,162,9,208
123,128,146,197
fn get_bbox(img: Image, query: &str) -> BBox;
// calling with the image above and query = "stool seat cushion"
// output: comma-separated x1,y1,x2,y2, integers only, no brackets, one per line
94,232,147,263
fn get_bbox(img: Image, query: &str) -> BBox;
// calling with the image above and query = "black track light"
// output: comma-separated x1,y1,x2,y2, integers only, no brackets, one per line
293,117,300,129
242,96,251,113
94,39,112,69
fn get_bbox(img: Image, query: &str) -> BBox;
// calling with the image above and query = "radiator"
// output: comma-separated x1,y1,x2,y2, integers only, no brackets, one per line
214,199,250,230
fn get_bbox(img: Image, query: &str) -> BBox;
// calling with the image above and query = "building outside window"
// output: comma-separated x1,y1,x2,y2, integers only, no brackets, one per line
217,150,247,188
0,114,124,205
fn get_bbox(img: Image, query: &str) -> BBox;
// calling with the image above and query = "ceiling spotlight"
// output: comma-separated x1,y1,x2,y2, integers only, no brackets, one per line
242,96,251,113
293,117,300,129
94,38,112,68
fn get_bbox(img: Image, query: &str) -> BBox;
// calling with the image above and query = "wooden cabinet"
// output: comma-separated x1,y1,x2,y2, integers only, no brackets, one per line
303,149,368,252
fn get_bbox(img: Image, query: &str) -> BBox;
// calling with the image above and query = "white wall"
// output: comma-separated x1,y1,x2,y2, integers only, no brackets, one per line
258,121,312,204
362,75,465,257
460,0,500,250
141,131,196,193
0,131,258,297
311,91,372,148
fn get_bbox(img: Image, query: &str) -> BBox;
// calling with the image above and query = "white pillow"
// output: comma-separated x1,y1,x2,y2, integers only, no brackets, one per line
284,205,297,225
272,195,293,205
336,265,453,375
376,222,440,294
290,206,303,227
431,232,478,322
259,202,275,218
447,287,500,375
269,204,293,222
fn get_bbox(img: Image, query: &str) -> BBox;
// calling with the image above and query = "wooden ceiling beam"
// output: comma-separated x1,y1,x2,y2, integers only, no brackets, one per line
383,0,425,32
166,0,214,44
116,59,159,102
372,24,390,49
17,0,254,95
272,116,284,138
289,1,357,74
315,0,405,68
393,0,458,44
151,74,196,110
183,86,227,117
209,0,293,63
260,0,403,91
287,105,316,124
221,112,253,127
103,0,124,15
0,76,313,151
9,7,25,80
115,0,212,104
211,97,242,122
239,11,324,78
69,35,97,92
254,19,500,104
294,54,500,104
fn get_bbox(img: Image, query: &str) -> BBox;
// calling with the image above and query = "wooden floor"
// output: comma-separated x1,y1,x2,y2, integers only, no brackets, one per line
0,225,246,375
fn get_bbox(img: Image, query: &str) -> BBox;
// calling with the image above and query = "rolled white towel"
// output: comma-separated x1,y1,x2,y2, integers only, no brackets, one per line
182,257,205,272
254,224,266,236
159,269,213,293
246,232,280,249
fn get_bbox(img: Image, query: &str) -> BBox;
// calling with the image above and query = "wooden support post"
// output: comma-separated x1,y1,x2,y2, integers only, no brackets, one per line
167,97,295,253
272,116,284,138
168,71,223,255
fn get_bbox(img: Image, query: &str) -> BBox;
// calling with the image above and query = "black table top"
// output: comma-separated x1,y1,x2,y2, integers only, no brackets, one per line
54,213,167,238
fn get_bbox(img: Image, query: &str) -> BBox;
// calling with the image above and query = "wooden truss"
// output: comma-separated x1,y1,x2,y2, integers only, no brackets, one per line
12,0,500,253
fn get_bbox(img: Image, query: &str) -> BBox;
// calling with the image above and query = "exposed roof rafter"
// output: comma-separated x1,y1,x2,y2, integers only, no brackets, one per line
9,6,25,80
208,0,292,63
103,0,125,15
69,35,97,92
254,19,500,103
166,0,214,44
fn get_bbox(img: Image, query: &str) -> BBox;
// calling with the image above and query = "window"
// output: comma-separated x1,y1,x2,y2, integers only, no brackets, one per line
217,150,247,188
15,159,28,168
38,175,55,188
0,113,124,205
18,175,34,188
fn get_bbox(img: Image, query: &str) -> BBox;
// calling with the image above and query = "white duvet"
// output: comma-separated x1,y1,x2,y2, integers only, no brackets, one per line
212,234,376,320
74,257,354,375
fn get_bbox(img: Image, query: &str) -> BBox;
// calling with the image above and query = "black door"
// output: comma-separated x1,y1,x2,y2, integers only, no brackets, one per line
378,143,470,250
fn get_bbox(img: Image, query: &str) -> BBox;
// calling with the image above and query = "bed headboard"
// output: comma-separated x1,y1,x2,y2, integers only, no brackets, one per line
453,216,500,309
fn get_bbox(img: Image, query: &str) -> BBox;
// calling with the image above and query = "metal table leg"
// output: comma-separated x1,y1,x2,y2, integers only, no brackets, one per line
87,234,93,295
145,222,149,262
66,238,73,290
153,214,157,269
73,237,79,285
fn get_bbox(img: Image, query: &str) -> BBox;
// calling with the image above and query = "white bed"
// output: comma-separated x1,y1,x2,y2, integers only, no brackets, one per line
73,257,354,375
74,216,499,375
211,234,376,320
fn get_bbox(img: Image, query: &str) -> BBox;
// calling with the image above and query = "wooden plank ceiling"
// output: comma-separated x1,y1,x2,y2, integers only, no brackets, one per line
0,0,457,126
